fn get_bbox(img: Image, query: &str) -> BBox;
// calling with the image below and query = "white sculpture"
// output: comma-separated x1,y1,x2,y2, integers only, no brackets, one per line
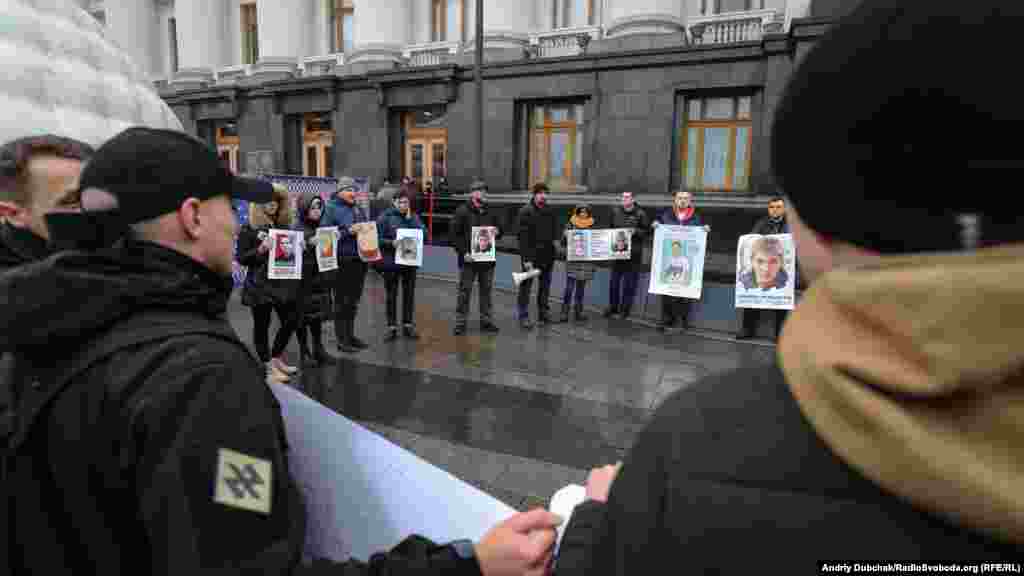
0,0,183,147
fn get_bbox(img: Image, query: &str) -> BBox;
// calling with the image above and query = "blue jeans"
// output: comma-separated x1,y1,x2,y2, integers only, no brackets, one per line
609,266,639,314
562,278,586,307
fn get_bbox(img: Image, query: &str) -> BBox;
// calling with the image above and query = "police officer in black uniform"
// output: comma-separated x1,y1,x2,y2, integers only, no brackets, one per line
1,128,560,576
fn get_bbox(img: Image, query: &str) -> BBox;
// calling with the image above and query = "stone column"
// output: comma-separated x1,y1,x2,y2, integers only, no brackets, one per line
253,0,314,81
465,0,535,63
103,0,157,76
172,0,225,88
605,0,686,38
348,0,409,74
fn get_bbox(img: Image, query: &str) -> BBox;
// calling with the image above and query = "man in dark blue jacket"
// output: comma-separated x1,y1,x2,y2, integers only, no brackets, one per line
322,175,371,353
377,193,425,341
516,183,560,329
737,196,790,341
652,190,710,332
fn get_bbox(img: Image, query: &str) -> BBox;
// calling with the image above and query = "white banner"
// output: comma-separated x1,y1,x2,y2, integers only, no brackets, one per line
734,234,796,310
268,383,517,563
468,226,496,263
315,227,339,273
565,228,633,262
268,229,303,280
395,228,424,268
648,225,708,299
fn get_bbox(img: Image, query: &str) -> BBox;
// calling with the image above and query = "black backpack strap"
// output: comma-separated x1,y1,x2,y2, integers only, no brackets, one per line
6,313,248,454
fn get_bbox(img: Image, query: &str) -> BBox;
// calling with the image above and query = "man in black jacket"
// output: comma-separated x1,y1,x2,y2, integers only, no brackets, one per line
451,180,502,335
602,191,649,320
516,183,560,329
556,2,1024,571
736,196,790,340
0,135,92,472
2,128,561,575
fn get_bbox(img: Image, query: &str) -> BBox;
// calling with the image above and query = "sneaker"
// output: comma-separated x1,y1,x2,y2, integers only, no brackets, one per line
338,341,359,354
403,325,420,340
384,327,399,342
620,310,631,320
735,332,755,341
480,322,500,334
350,336,369,350
538,315,551,326
520,318,534,330
454,324,466,336
602,307,618,318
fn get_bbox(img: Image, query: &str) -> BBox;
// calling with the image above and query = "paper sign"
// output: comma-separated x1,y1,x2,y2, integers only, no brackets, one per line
395,228,424,268
566,229,633,262
353,222,382,263
648,225,707,299
469,226,496,263
735,234,796,310
316,227,339,273
268,383,517,563
268,229,303,280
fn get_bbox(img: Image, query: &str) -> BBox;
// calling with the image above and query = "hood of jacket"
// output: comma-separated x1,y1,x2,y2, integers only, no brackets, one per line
778,242,1024,544
0,222,52,271
0,238,233,353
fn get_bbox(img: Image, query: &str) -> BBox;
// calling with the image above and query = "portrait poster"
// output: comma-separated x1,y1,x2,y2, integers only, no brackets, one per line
734,234,796,310
353,222,382,263
566,229,633,262
395,228,424,268
268,229,303,280
469,226,496,263
316,227,339,273
648,225,708,299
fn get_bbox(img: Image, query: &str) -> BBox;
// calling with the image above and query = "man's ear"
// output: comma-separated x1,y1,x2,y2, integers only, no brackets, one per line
178,198,204,241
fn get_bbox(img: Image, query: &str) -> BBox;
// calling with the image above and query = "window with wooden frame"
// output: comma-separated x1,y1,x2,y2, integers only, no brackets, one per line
432,0,465,42
329,0,355,53
216,122,241,175
554,0,593,28
241,1,258,65
680,95,753,192
303,113,335,178
700,0,764,15
527,102,586,191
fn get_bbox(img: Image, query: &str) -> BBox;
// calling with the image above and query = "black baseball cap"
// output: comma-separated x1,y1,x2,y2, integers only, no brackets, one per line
45,127,273,250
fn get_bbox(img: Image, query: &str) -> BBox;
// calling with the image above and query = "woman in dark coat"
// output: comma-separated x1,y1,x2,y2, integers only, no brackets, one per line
296,190,338,368
237,183,300,383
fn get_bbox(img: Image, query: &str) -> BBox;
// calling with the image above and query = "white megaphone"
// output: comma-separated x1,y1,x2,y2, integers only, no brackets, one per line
513,268,542,287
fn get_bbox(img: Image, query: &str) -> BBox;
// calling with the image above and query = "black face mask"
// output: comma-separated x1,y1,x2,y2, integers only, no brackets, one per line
45,210,130,252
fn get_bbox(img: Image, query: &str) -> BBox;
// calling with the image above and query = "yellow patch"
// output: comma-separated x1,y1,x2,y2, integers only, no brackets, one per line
213,448,273,515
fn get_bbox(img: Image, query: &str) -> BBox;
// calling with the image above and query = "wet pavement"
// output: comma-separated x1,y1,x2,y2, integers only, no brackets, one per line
229,273,777,510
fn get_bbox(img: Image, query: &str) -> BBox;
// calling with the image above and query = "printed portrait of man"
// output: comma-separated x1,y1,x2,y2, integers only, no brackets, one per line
398,236,418,261
275,233,295,264
320,233,334,259
474,228,492,254
612,230,629,254
662,240,692,285
739,236,789,291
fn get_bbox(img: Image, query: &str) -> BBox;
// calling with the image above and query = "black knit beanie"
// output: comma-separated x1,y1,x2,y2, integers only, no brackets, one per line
772,0,1023,253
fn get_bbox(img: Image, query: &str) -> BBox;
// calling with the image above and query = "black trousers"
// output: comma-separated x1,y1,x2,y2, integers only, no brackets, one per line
661,296,693,328
608,262,640,314
456,263,495,326
384,268,417,327
517,262,553,320
333,259,367,343
741,308,789,338
251,302,297,362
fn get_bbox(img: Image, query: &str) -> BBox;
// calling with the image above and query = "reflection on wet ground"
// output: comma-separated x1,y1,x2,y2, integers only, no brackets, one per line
230,274,775,509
